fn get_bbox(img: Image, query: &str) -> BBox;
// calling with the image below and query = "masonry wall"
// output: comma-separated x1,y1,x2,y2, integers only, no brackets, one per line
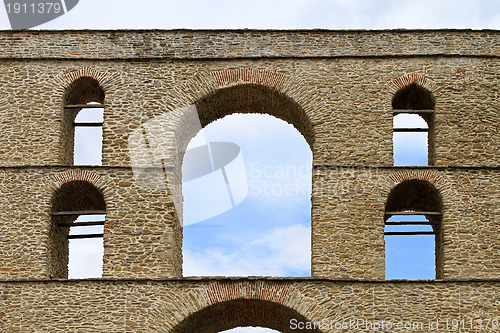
1,279,498,332
311,167,499,279
0,56,498,168
0,30,498,59
0,167,181,279
0,29,498,332
0,43,498,279
0,165,497,281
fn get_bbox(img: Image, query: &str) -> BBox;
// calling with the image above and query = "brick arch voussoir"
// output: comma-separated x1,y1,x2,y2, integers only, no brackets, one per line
210,67,322,127
210,68,287,91
382,72,442,110
168,68,318,125
47,169,112,204
380,170,452,211
167,281,324,333
161,67,291,110
205,280,291,306
51,67,120,104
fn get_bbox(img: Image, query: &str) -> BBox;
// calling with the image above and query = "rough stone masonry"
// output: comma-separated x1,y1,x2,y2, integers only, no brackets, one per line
0,29,498,332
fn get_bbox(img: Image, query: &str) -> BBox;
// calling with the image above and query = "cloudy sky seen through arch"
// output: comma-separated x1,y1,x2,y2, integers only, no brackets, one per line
2,1,497,332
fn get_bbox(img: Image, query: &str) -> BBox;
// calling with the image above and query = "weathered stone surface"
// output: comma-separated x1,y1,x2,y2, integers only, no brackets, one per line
0,279,498,332
0,29,498,332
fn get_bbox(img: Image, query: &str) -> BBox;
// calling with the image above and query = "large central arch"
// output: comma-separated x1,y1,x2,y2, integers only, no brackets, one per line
194,83,314,148
171,299,322,333
128,77,316,278
180,83,314,276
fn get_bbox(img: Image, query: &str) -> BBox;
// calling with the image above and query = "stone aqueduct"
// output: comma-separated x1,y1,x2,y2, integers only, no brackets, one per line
0,30,498,332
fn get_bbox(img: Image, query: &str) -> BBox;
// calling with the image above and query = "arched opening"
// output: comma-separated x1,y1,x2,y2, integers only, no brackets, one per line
392,82,435,110
62,77,105,165
128,83,314,278
171,299,322,333
392,83,435,166
49,180,106,279
195,84,314,147
384,179,443,279
181,84,313,277
182,114,312,276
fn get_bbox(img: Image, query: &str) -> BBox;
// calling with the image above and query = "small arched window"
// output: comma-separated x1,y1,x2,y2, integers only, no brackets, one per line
392,83,435,166
182,113,312,277
63,77,105,165
384,179,442,279
49,180,106,279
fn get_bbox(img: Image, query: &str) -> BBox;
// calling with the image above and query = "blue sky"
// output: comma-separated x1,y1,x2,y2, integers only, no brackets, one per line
183,115,312,277
2,1,498,332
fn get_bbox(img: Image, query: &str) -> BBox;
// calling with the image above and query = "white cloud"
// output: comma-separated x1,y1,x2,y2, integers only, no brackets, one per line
183,225,311,276
195,114,312,205
1,0,499,30
68,215,105,279
373,0,500,29
68,238,103,278
250,225,311,269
